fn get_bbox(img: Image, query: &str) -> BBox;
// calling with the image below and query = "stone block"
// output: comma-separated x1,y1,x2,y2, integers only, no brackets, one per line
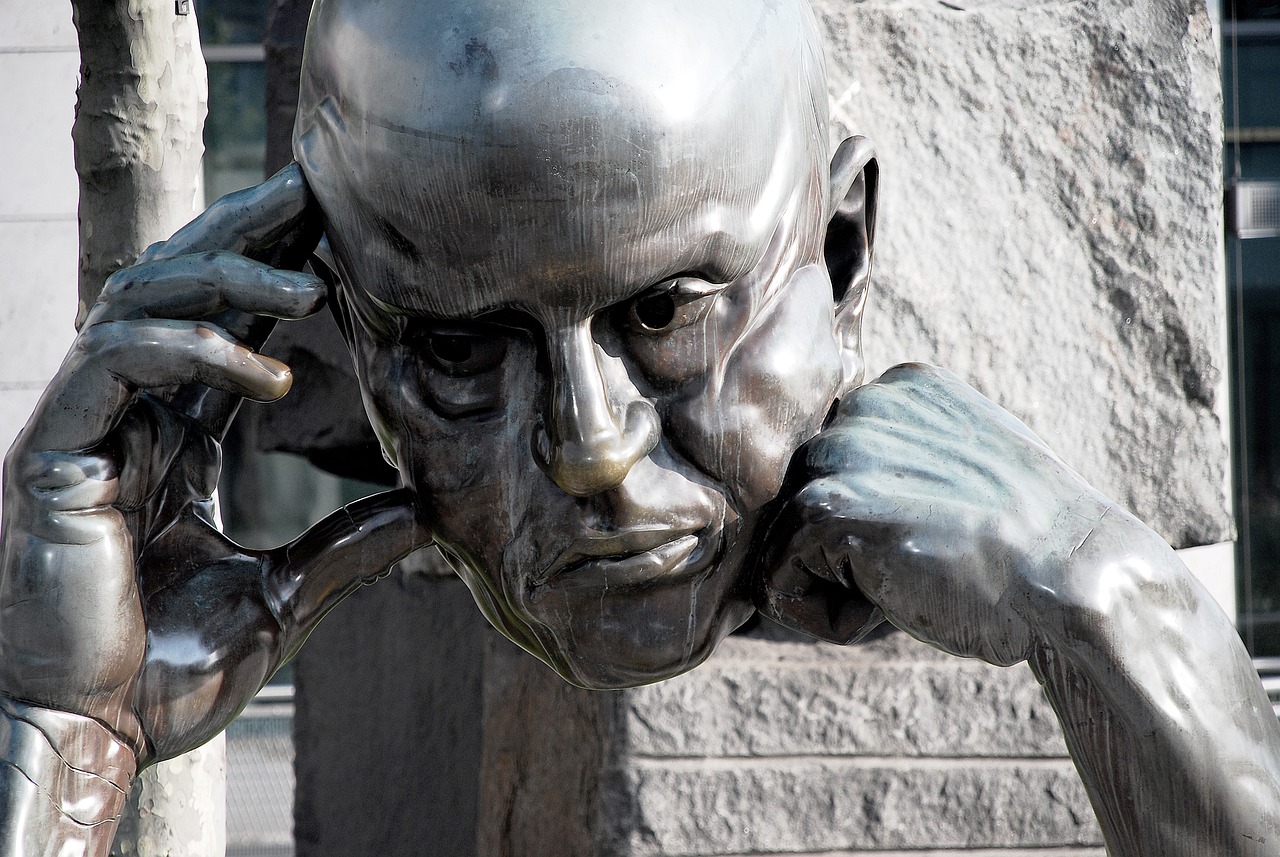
0,52,79,218
710,849,1105,857
478,633,618,857
624,634,1068,760
609,759,1099,856
472,628,1101,856
814,0,1229,548
292,573,488,857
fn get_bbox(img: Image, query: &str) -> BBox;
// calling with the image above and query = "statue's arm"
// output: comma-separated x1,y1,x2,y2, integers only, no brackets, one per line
1025,511,1280,856
757,363,1280,856
0,699,135,857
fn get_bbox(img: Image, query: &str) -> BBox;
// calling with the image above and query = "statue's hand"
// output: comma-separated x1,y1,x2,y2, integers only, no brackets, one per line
0,165,427,766
755,362,1114,666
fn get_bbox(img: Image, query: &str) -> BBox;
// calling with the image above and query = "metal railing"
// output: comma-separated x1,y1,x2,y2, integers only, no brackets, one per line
227,685,296,857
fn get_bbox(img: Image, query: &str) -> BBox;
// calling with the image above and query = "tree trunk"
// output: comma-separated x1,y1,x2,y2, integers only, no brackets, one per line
70,2,226,855
72,0,207,315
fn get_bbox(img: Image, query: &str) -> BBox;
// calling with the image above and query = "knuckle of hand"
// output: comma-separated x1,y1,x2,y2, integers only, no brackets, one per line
74,322,106,354
101,268,140,300
201,249,234,266
74,320,128,357
12,451,120,510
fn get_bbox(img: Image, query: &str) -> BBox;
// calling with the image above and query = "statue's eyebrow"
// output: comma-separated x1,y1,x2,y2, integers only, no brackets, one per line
363,111,521,148
667,276,728,298
403,307,536,337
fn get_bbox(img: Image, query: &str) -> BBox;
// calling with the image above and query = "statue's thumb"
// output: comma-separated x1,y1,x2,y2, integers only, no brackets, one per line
262,488,433,634
751,491,885,646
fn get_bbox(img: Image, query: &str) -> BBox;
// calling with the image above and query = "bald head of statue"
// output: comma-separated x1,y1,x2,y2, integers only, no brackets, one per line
294,0,878,689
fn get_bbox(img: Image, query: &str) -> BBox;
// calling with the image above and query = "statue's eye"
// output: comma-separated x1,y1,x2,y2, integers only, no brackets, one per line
633,292,676,331
622,276,722,336
406,324,509,377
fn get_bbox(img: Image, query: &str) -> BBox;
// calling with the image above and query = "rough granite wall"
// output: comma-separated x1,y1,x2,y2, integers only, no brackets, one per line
480,625,1106,857
815,0,1229,548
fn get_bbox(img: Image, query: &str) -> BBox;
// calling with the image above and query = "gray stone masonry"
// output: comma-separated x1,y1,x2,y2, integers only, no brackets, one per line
479,620,1105,856
296,576,1105,856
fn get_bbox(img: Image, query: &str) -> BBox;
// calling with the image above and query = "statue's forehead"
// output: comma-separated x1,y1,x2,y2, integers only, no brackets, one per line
299,0,827,177
299,0,830,318
306,0,800,114
315,109,819,320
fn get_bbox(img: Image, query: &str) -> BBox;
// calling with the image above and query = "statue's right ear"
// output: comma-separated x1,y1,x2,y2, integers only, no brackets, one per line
825,135,878,395
308,236,354,345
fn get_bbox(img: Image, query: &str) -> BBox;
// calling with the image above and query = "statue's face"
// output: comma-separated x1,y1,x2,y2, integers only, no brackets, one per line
296,0,867,687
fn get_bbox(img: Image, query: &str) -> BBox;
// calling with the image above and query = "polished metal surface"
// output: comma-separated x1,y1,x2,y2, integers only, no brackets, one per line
3,0,1280,854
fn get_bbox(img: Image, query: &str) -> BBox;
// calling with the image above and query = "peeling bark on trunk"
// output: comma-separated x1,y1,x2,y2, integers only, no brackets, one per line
70,3,226,855
71,0,208,319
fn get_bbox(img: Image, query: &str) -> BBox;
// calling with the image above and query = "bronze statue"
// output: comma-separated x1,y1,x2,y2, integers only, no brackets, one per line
2,0,1277,854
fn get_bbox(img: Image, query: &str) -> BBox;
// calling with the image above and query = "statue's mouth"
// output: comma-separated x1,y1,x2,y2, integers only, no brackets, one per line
532,526,719,594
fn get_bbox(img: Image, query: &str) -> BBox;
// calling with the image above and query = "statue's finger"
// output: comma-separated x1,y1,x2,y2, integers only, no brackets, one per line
858,362,1049,449
87,252,325,328
754,541,884,645
135,163,320,268
82,249,321,437
89,320,292,400
19,320,291,453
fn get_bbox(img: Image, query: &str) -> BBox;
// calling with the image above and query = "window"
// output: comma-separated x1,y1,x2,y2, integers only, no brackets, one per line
1224,9,1280,655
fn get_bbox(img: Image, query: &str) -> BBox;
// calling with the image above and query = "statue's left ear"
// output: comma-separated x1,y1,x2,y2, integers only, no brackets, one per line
825,135,878,395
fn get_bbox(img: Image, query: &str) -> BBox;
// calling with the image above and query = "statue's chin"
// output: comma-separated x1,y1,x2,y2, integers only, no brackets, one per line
527,597,757,691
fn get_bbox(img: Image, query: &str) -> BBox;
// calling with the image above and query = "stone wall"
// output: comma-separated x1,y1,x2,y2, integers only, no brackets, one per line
820,0,1229,549
481,625,1105,857
298,580,1108,857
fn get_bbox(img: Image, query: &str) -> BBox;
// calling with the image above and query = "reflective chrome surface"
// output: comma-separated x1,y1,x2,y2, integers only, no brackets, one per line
3,0,1280,854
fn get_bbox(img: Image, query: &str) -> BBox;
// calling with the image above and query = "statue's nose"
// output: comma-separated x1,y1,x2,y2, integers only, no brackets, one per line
533,322,659,496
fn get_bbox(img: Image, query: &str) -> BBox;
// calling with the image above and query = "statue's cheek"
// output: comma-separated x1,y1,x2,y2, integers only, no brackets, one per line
663,265,843,511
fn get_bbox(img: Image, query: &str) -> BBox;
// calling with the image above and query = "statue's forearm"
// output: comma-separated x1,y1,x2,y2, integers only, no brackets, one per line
0,697,135,857
1025,515,1280,856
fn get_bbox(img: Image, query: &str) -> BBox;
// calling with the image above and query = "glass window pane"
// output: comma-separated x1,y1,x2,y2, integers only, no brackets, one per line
1233,0,1280,21
1224,39,1280,129
1231,234,1280,654
204,62,267,203
1232,143,1280,180
197,0,269,45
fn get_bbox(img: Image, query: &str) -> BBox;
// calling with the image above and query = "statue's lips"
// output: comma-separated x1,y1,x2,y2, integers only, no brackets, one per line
533,528,716,593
